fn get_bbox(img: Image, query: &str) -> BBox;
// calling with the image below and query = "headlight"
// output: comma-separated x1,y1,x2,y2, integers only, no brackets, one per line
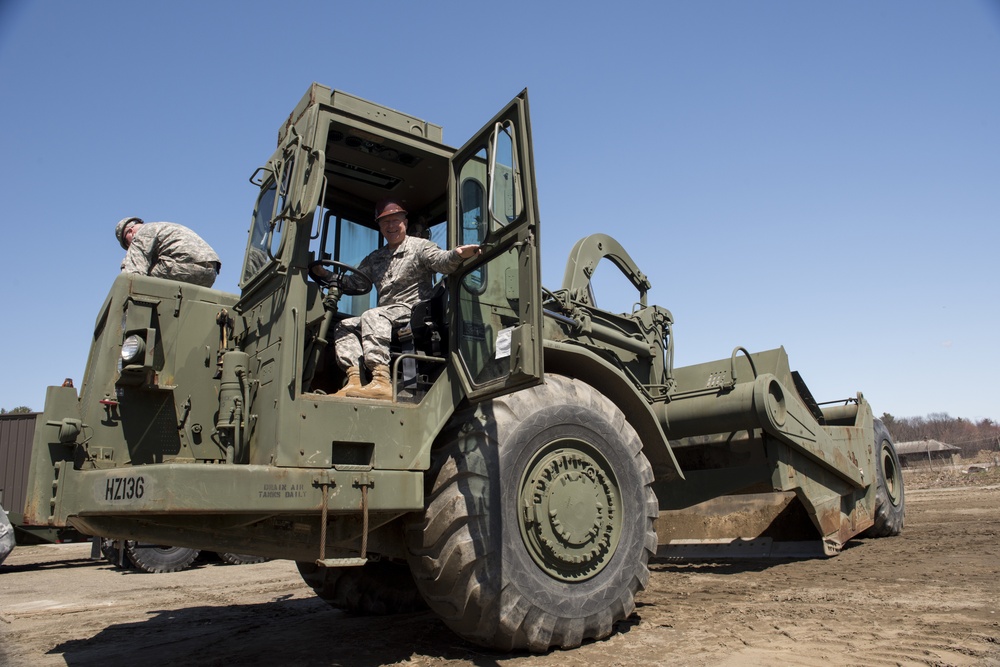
121,334,145,364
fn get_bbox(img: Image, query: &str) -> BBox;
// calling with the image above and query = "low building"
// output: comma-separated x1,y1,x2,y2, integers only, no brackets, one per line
0,412,39,520
895,439,961,469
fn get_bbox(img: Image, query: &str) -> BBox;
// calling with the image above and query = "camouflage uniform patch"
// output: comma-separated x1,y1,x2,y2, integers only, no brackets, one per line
334,304,411,369
122,222,221,288
335,235,464,370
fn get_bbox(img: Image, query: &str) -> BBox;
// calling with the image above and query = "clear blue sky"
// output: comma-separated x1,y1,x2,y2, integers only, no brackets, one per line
1,1,998,421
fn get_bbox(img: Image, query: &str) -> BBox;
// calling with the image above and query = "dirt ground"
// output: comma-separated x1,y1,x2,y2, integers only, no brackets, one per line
2,468,998,667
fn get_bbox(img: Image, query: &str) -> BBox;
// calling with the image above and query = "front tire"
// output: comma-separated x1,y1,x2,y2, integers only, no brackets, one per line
864,419,905,537
406,375,658,652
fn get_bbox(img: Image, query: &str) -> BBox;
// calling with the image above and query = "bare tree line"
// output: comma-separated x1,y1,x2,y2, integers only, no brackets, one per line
881,412,1000,458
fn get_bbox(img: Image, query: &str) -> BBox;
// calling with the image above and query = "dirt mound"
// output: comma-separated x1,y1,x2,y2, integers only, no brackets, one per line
904,449,1000,490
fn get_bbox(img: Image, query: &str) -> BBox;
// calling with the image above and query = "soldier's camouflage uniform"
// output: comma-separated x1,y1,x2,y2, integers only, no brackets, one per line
122,222,221,288
335,235,464,370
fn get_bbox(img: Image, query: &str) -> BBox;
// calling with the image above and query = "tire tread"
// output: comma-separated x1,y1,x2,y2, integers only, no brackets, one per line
406,375,657,652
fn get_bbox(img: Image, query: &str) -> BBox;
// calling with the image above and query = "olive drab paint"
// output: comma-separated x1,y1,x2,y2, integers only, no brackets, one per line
23,84,903,653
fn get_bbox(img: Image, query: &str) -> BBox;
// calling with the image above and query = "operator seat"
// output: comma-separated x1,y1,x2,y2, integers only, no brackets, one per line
391,280,448,399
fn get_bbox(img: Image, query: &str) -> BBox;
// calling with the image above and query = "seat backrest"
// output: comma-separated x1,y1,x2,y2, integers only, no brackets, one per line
409,280,447,355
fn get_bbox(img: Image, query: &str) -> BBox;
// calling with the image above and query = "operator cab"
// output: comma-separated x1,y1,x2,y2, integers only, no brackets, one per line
309,118,453,321
305,208,453,399
302,108,459,400
237,85,542,411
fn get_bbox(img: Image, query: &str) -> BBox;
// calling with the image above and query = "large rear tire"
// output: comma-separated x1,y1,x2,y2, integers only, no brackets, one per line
864,419,905,537
296,560,426,615
405,375,658,652
125,543,199,573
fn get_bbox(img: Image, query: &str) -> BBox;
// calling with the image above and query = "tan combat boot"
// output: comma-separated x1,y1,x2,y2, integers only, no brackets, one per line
332,367,363,398
347,364,393,401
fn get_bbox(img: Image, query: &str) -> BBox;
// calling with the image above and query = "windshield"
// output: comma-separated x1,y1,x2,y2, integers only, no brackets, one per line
330,216,379,316
242,178,278,285
241,153,296,286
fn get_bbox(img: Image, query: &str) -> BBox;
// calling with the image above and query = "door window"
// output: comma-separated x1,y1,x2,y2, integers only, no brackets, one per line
449,92,542,399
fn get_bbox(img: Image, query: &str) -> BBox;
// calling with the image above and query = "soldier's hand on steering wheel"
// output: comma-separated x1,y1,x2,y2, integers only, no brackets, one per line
307,260,375,296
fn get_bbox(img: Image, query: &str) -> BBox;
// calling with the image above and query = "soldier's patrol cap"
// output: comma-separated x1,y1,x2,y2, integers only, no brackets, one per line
115,217,143,249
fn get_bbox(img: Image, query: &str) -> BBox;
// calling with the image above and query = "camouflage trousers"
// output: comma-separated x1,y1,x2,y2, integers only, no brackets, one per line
149,260,219,288
334,304,411,370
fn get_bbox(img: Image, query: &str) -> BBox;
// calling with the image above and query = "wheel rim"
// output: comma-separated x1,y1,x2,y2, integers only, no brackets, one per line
880,441,902,506
517,439,623,582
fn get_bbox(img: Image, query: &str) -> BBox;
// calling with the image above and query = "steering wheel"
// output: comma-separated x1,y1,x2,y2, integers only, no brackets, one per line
307,260,375,296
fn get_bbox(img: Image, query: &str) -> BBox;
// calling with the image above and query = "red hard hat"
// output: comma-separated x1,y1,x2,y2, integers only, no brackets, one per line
375,199,407,221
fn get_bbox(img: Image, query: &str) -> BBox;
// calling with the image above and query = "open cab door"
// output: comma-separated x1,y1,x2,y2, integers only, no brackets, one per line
449,91,543,401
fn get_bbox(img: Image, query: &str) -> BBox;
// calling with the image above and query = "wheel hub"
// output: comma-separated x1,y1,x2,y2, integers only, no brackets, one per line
881,442,902,506
518,440,622,581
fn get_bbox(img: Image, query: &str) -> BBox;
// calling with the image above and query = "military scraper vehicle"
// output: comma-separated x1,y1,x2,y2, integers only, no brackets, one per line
23,84,904,652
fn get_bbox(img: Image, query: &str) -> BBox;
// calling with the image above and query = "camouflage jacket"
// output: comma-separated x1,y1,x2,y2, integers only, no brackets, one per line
348,235,464,309
122,222,221,278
